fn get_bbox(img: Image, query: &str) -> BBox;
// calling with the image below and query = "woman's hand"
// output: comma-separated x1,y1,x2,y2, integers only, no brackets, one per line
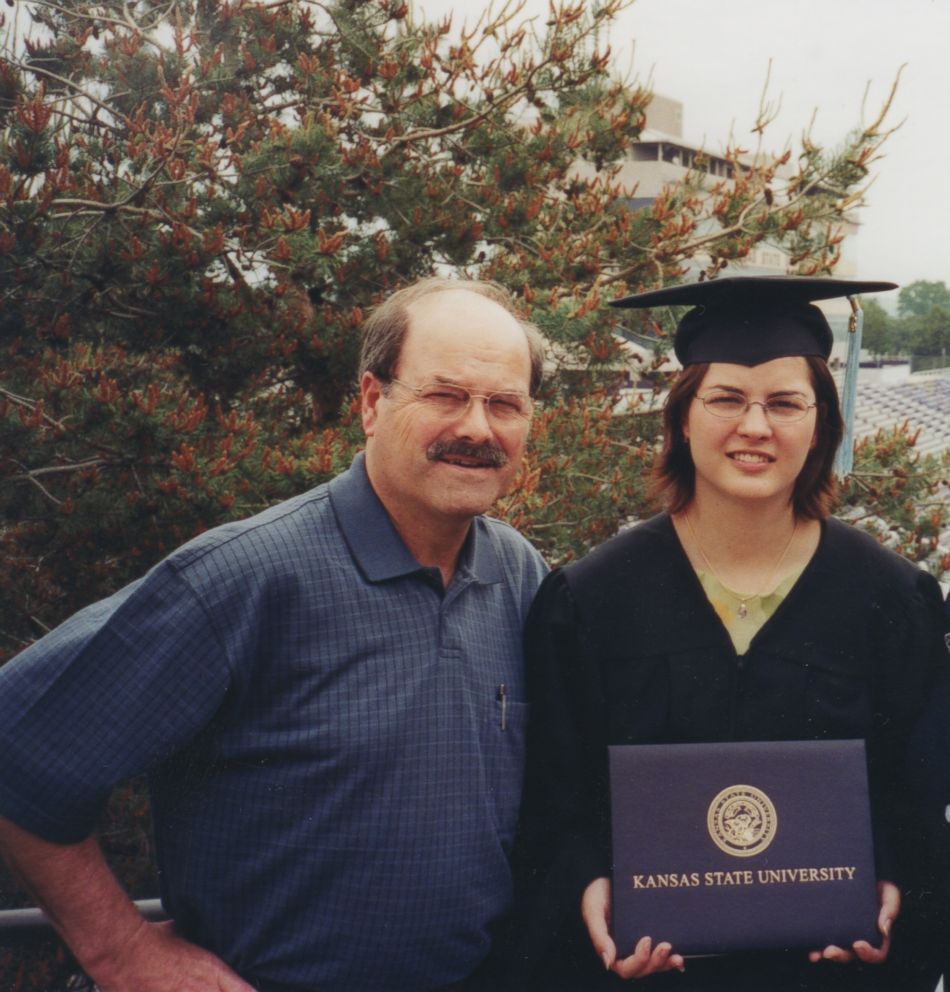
581,876,685,979
807,880,899,965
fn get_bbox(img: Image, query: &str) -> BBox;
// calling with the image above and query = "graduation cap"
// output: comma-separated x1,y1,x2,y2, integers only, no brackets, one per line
609,276,897,366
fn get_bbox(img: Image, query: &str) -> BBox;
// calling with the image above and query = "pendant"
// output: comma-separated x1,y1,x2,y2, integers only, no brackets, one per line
737,600,749,619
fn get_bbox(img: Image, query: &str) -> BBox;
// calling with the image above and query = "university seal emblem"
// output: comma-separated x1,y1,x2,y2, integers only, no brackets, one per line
707,784,777,858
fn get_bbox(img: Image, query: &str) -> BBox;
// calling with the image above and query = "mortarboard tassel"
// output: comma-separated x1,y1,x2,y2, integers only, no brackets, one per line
833,296,863,479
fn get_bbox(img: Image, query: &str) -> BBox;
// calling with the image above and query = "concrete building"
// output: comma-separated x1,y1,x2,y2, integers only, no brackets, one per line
586,93,870,368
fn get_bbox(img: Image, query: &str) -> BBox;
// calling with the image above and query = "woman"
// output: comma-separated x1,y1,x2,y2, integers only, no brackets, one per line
513,277,947,991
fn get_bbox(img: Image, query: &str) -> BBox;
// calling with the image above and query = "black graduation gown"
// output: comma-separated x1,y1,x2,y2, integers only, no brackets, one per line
509,513,947,992
903,599,950,985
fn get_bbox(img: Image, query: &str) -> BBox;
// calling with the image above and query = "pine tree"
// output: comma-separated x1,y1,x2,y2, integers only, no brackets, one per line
0,6,945,980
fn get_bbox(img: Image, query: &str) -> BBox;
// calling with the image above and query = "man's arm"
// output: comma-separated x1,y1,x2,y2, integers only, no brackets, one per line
0,816,253,992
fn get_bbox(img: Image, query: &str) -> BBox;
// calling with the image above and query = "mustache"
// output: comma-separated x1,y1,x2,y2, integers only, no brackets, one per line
426,439,509,468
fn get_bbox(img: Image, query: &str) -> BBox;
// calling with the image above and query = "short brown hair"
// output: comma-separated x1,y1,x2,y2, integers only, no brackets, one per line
358,277,545,396
649,356,842,519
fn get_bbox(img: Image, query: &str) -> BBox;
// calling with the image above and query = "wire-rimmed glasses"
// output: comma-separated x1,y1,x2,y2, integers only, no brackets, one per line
387,378,533,423
696,389,816,424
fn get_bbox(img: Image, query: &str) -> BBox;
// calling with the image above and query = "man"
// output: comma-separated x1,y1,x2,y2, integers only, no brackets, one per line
0,278,548,992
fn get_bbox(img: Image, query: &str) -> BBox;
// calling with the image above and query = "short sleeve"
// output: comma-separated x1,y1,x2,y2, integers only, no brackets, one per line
0,561,231,842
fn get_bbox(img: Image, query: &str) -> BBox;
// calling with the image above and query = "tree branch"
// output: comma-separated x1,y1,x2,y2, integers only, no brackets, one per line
10,59,132,130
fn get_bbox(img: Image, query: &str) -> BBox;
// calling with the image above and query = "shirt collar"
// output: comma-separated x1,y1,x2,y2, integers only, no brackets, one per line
328,452,503,585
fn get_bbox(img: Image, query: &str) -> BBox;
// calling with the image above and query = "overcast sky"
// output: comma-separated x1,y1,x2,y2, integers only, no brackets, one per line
418,0,950,302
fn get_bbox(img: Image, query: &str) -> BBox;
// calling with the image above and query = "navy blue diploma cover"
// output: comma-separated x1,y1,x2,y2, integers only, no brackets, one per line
609,740,879,955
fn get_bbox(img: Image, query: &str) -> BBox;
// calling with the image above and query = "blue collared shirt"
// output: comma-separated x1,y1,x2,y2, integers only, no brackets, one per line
0,454,547,990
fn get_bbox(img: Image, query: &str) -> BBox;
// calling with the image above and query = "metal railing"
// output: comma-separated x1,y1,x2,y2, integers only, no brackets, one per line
910,354,950,374
0,897,166,934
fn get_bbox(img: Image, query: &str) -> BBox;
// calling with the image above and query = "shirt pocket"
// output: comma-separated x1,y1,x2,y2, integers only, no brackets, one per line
490,696,530,850
460,686,529,848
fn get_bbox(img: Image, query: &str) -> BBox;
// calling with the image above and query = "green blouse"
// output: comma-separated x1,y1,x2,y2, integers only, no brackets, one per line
697,567,806,655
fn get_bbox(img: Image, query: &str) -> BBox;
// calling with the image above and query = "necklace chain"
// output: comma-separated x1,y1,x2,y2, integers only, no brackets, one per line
684,513,798,619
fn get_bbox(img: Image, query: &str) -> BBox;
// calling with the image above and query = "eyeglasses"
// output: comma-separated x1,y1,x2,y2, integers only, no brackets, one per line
696,389,817,424
386,378,533,422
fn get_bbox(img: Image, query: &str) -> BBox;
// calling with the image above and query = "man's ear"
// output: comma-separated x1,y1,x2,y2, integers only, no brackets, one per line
361,371,383,436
